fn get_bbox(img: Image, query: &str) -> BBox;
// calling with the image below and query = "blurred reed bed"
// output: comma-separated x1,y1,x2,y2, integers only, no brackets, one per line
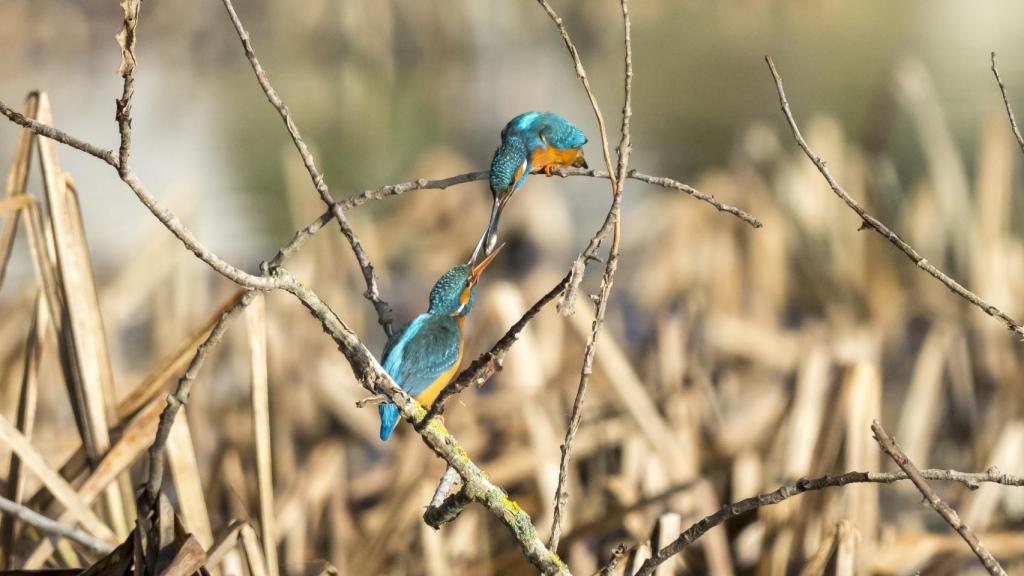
0,60,1023,576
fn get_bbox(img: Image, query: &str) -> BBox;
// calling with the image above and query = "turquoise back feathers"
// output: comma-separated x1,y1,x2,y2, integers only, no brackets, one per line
489,112,587,194
474,112,588,261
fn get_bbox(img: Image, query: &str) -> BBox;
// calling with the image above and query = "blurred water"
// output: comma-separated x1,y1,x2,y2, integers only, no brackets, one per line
1,0,1023,286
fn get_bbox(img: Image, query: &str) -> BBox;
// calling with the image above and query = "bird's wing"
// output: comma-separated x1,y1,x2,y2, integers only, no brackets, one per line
539,117,587,150
382,319,412,360
381,314,462,399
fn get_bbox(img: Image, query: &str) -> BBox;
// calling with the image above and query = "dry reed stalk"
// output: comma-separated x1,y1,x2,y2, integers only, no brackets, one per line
0,412,116,544
165,410,215,549
652,513,681,576
240,522,271,576
0,294,45,567
117,289,244,420
843,363,881,569
568,302,687,481
0,194,34,215
21,394,165,566
895,325,955,466
0,94,38,292
36,95,130,537
246,294,279,576
160,535,207,576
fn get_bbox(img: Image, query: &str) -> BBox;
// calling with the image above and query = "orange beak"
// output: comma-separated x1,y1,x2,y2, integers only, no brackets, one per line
469,242,504,284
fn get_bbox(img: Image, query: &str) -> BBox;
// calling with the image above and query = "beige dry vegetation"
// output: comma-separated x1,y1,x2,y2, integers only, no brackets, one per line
1,2,1024,576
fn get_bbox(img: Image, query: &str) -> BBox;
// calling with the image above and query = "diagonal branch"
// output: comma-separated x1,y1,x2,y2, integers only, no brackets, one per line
141,290,254,509
220,0,394,337
871,420,1007,576
990,52,1024,159
633,465,1024,576
765,56,1024,338
424,273,571,421
0,493,114,555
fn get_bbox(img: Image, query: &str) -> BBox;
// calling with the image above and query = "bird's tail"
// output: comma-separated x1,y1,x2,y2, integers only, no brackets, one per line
379,403,400,441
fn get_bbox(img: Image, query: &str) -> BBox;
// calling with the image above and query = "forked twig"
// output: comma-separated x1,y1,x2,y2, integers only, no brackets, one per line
548,0,633,551
142,290,254,508
0,493,114,555
871,421,1007,576
220,0,394,337
631,464,1024,575
765,56,1024,338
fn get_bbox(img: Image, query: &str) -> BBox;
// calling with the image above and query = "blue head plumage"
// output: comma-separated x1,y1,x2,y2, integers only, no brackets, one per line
489,134,530,196
427,264,477,316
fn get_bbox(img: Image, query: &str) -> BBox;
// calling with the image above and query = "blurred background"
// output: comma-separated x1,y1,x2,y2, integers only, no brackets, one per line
1,0,1024,574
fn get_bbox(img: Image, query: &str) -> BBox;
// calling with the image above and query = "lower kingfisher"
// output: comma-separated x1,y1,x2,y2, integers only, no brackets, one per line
472,112,588,262
377,247,503,441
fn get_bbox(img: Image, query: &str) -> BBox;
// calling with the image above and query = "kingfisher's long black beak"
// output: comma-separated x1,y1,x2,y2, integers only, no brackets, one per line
469,242,504,284
469,192,511,266
470,199,500,266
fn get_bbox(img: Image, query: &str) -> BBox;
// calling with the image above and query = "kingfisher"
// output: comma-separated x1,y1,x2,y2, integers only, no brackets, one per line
377,246,503,441
472,112,588,262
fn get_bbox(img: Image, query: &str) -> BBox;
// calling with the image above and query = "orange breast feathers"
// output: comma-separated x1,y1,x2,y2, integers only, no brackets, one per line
414,340,463,409
530,146,586,176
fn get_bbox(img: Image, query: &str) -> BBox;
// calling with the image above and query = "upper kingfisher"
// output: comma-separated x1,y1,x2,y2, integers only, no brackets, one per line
377,246,503,441
472,112,588,262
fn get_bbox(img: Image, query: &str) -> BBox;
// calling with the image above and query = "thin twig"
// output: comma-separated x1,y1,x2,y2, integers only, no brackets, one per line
0,30,574,576
273,165,761,274
114,0,140,175
765,56,1024,338
535,0,618,194
871,420,1007,576
634,466,1024,575
221,0,394,336
142,290,254,508
276,271,569,574
429,465,462,509
0,494,114,555
991,52,1024,159
423,465,466,528
268,171,489,269
547,0,633,552
595,544,628,576
0,99,117,166
424,274,570,421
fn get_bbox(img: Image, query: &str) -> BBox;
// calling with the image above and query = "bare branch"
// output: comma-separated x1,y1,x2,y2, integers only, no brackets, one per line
547,0,633,552
423,466,469,529
268,171,489,269
220,0,394,336
871,420,1007,576
142,290,255,509
276,272,569,574
765,56,1024,338
595,544,628,576
0,99,117,167
991,52,1024,159
0,493,114,555
115,0,141,174
425,273,570,421
272,165,760,275
635,466,1024,575
535,0,618,194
